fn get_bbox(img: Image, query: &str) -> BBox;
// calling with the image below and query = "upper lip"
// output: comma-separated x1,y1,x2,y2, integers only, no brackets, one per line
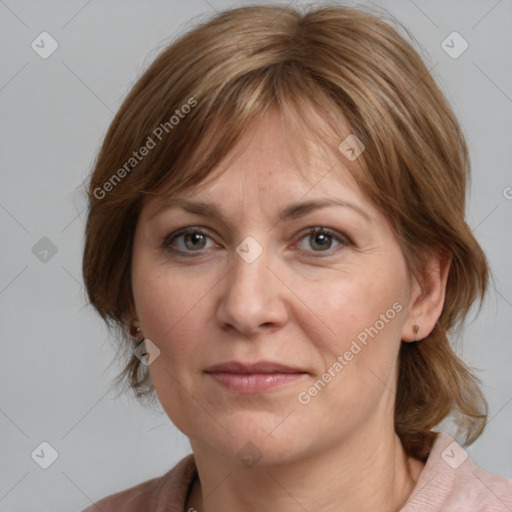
204,361,306,374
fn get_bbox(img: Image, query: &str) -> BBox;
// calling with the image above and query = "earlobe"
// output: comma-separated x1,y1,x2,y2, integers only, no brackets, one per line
129,322,143,338
401,251,451,343
127,303,144,338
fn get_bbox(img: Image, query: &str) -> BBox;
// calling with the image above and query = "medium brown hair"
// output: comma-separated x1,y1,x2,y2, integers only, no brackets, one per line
82,4,488,460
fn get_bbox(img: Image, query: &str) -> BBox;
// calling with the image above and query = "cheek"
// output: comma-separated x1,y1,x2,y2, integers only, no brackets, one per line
132,257,216,341
132,263,216,432
292,266,406,349
131,261,214,405
287,263,408,411
291,273,405,423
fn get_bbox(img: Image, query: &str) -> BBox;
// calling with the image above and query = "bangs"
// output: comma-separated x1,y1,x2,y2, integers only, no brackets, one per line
140,62,367,207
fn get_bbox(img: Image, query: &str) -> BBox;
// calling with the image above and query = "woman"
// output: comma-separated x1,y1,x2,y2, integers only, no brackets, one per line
81,4,512,511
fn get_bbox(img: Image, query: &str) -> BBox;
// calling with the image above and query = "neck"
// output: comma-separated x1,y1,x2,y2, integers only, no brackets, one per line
187,421,424,512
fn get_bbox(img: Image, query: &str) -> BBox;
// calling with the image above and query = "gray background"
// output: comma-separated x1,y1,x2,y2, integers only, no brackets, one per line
0,0,511,510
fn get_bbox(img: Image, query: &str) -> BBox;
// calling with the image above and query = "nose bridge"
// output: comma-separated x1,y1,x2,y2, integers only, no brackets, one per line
229,246,271,310
216,243,287,334
230,233,270,294
232,251,266,296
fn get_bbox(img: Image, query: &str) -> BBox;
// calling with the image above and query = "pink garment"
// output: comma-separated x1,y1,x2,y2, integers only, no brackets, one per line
82,433,512,511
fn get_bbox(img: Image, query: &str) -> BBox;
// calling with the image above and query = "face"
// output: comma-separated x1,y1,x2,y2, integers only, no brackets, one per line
131,109,416,466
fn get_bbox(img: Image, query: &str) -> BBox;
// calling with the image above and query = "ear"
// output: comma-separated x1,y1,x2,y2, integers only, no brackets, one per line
401,251,451,342
126,303,143,338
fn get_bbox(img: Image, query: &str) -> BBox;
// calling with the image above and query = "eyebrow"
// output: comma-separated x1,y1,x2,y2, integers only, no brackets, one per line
149,197,371,224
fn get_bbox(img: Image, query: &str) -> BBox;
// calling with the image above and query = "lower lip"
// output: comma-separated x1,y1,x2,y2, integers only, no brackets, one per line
206,372,306,393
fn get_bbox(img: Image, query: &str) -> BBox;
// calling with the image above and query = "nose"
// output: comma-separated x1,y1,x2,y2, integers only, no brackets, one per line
215,249,289,336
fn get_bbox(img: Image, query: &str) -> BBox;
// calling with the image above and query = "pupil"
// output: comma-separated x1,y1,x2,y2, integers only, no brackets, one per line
311,233,331,250
186,233,205,250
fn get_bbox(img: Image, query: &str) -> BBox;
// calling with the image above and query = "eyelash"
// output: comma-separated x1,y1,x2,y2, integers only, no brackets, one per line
162,226,351,258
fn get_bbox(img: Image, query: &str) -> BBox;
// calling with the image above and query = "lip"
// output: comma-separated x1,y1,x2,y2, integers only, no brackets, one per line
204,361,308,393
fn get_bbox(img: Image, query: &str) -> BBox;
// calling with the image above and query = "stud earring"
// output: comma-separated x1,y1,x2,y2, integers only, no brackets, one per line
412,324,419,340
130,324,143,338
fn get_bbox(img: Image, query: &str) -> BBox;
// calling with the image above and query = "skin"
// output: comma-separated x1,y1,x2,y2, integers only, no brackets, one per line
130,108,450,512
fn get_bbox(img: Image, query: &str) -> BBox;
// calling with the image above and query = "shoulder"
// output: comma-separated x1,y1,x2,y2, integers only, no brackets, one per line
81,454,196,512
402,433,512,511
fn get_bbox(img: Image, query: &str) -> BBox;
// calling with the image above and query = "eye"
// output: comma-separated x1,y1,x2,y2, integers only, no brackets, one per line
295,227,349,253
163,227,217,253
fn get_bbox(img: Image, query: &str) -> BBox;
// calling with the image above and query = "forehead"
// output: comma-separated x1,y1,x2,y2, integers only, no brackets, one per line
151,108,366,211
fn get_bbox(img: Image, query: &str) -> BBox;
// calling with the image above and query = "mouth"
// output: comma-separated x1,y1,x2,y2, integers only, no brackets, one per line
204,361,308,393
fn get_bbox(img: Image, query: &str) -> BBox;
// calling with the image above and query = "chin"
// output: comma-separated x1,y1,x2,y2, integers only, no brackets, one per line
189,411,318,467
